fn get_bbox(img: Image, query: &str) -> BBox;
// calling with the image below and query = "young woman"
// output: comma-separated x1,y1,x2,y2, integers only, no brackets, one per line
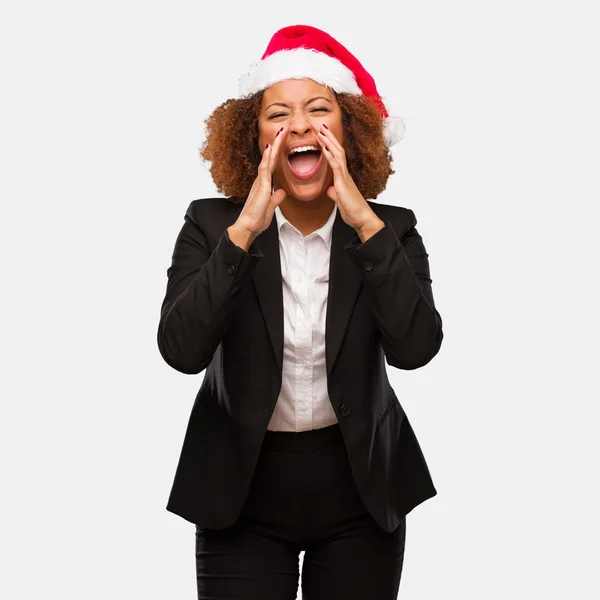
157,24,444,600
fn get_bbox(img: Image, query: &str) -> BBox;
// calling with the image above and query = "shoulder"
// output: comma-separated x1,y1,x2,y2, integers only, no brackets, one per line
180,197,245,247
185,196,241,222
366,199,417,238
182,197,243,241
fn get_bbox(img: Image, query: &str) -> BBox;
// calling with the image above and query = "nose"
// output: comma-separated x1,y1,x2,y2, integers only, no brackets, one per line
289,111,311,136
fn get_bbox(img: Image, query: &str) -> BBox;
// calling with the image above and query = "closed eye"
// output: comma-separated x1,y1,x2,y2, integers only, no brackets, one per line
267,107,329,120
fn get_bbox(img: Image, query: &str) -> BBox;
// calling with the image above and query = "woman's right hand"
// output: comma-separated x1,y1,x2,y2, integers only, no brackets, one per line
232,126,289,240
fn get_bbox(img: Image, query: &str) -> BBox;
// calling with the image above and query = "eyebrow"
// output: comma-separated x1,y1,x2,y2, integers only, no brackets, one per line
265,96,333,110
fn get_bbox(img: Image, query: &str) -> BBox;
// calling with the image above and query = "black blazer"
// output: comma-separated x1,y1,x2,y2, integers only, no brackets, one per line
157,196,443,533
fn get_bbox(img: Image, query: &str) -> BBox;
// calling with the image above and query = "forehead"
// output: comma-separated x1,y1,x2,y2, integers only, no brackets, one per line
261,79,336,108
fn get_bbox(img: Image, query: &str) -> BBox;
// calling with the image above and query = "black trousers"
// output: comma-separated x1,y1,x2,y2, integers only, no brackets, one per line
195,423,407,599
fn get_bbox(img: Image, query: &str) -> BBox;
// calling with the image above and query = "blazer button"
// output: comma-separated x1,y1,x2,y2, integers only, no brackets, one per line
340,404,350,417
364,261,373,271
227,264,235,275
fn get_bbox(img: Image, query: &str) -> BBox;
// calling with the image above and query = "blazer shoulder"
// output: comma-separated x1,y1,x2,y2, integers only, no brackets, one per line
183,197,244,244
185,196,242,224
366,200,417,238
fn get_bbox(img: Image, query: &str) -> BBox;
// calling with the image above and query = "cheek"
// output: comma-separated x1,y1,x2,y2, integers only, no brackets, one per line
322,117,344,143
316,116,335,129
257,122,275,149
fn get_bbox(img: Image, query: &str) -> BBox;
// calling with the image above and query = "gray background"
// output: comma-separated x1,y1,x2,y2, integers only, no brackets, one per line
1,1,598,598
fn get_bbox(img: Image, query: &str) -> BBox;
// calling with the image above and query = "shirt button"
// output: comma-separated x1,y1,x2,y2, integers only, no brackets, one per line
227,264,235,275
364,261,373,271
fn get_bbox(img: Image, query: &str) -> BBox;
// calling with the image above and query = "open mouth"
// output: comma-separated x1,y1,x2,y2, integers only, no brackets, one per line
286,146,323,180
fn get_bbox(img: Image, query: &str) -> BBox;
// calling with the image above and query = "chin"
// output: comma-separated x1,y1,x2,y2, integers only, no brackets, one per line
277,173,332,203
284,184,327,202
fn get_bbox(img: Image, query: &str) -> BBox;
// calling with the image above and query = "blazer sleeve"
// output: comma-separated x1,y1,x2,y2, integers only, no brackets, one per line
157,200,263,374
343,209,443,370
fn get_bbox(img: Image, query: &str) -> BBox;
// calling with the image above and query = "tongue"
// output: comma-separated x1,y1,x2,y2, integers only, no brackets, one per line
289,151,320,175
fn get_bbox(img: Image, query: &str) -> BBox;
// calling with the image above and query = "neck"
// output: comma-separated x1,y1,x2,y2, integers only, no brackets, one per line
278,194,335,236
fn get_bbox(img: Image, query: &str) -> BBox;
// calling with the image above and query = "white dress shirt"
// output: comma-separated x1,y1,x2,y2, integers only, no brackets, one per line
266,202,340,432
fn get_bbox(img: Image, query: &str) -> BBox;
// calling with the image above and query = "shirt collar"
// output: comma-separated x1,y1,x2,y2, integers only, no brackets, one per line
275,202,338,250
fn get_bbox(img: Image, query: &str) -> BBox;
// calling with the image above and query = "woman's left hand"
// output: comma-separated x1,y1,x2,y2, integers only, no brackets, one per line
316,125,384,236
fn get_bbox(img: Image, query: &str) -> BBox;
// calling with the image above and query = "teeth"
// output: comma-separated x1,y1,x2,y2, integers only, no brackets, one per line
289,145,319,155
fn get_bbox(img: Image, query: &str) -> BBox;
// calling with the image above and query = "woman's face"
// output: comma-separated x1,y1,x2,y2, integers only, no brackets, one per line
258,78,344,203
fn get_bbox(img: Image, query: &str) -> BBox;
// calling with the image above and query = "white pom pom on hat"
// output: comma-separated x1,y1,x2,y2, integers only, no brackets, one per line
238,25,406,146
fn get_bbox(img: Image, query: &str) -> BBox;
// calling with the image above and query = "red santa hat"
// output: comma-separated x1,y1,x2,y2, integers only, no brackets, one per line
238,25,405,146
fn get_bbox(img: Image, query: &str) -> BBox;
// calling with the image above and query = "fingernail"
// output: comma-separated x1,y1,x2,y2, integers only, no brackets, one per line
276,130,280,137
279,126,284,131
325,145,329,151
323,124,328,129
266,143,269,148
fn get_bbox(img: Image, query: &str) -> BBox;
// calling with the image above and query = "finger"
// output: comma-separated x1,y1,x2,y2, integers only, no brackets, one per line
316,133,343,173
258,142,274,186
317,125,344,154
316,126,345,167
245,169,261,205
263,189,286,229
268,126,289,174
264,187,287,222
259,141,272,167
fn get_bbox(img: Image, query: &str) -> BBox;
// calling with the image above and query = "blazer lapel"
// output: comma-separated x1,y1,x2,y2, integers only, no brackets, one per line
251,208,363,378
251,216,284,374
325,209,363,375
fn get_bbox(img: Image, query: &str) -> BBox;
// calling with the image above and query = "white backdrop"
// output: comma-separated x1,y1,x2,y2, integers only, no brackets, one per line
1,1,599,598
